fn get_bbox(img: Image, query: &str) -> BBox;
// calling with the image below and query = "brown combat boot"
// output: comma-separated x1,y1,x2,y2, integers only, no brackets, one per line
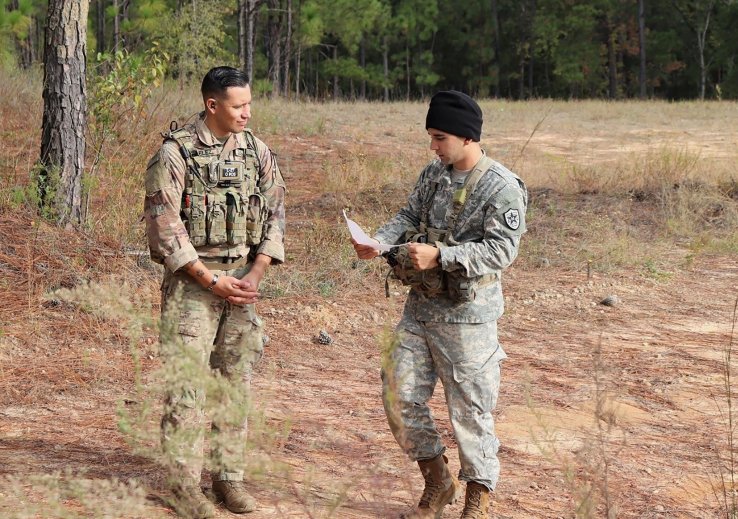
401,454,462,519
170,481,216,519
212,479,257,513
460,481,490,519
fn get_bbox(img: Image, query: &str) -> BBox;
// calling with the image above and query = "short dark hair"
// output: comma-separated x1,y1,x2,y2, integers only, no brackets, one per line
201,66,250,100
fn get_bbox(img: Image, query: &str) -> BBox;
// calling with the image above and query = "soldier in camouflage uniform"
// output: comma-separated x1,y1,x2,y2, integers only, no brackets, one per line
144,66,286,518
353,91,527,519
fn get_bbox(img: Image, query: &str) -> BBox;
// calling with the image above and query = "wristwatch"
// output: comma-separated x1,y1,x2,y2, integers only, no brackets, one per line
207,274,219,291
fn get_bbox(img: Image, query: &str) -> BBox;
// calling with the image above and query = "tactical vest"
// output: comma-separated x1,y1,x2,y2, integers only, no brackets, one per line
166,126,268,248
384,155,498,302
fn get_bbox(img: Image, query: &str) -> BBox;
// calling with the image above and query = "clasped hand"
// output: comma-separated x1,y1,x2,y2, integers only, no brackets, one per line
214,273,261,306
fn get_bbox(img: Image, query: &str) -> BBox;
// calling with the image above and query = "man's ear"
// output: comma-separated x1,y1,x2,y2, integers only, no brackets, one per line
205,97,217,113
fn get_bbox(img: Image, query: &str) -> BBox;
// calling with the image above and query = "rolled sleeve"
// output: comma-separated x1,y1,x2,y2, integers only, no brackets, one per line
164,243,199,272
254,136,286,264
143,143,193,272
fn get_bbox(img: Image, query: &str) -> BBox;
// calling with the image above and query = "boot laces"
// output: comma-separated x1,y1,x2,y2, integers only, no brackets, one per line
418,480,444,508
463,487,483,513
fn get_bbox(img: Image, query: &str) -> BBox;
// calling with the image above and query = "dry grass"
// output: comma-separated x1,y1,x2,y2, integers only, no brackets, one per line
1,69,738,517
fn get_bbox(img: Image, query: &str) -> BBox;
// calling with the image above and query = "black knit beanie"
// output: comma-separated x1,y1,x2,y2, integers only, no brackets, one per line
425,90,483,141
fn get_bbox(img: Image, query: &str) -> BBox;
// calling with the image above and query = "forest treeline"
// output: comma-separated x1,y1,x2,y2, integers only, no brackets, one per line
2,0,737,100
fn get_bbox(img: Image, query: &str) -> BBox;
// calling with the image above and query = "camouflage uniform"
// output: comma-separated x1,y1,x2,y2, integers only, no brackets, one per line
144,113,285,484
376,155,526,491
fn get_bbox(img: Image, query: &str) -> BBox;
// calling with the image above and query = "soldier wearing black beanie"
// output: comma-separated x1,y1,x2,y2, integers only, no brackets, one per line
352,86,527,519
425,90,483,142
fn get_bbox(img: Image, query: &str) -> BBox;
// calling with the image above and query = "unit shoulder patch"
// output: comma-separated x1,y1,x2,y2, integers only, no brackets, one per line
504,208,520,230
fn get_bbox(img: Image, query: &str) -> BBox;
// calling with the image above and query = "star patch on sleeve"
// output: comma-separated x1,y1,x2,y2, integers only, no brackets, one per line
504,208,520,230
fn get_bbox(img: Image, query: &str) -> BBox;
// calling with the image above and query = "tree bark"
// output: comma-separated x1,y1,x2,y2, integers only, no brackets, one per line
112,0,120,50
40,0,89,227
238,0,246,71
360,35,366,100
245,0,257,82
527,0,536,98
96,0,106,56
697,6,712,100
383,35,389,102
607,22,617,99
638,0,647,98
491,0,501,98
405,40,410,101
332,44,338,99
267,0,282,96
283,0,292,98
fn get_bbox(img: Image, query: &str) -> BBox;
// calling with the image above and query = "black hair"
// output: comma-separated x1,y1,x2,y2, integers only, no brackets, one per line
201,66,250,100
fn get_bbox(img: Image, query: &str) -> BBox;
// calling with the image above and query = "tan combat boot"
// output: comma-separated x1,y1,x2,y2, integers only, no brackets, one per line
212,479,257,513
460,481,490,519
170,481,216,519
401,454,462,519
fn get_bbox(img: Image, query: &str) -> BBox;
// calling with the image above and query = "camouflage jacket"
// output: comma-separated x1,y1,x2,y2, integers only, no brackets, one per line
374,155,527,323
144,114,286,273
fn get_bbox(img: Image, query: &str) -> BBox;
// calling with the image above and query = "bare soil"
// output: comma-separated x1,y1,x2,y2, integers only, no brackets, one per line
2,109,738,518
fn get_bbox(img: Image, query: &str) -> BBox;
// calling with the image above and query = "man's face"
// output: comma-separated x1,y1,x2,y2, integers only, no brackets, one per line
205,85,252,137
427,128,468,167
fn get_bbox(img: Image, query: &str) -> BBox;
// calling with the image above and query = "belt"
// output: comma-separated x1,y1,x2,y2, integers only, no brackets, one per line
200,256,249,271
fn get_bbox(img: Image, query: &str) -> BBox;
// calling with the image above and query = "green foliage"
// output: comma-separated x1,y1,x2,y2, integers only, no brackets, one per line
140,0,236,83
88,44,167,136
31,162,63,222
0,0,37,68
6,0,738,99
322,56,369,82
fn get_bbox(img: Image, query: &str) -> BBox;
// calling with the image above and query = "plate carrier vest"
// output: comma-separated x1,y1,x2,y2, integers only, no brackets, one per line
165,124,268,248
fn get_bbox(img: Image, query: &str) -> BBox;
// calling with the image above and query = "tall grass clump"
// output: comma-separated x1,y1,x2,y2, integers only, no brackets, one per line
711,299,738,518
0,471,153,519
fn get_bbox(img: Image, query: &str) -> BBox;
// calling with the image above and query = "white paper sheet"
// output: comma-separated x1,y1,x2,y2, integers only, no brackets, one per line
343,209,401,253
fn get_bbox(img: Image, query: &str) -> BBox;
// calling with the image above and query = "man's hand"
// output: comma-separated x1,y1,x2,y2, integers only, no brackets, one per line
226,253,271,306
408,243,440,270
214,274,258,305
352,238,381,260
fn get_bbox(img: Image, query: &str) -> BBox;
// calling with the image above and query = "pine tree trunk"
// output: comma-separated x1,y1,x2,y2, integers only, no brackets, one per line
608,24,617,99
238,0,246,72
246,0,256,82
638,0,646,99
296,44,301,97
113,0,120,50
267,0,282,96
491,0,501,98
283,0,292,98
332,45,338,99
96,0,106,55
40,0,89,227
383,36,389,102
405,40,410,101
360,35,366,100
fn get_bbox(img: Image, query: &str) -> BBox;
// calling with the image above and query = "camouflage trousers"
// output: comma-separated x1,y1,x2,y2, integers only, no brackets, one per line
159,263,264,485
382,311,506,491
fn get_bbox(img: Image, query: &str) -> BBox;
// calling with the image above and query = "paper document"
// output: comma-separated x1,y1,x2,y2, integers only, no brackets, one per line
343,210,401,253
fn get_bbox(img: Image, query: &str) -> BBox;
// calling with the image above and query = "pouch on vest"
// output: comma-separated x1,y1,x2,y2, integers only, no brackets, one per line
386,245,445,296
244,192,269,245
206,193,228,245
183,192,207,247
226,191,247,245
384,228,445,296
446,270,497,303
